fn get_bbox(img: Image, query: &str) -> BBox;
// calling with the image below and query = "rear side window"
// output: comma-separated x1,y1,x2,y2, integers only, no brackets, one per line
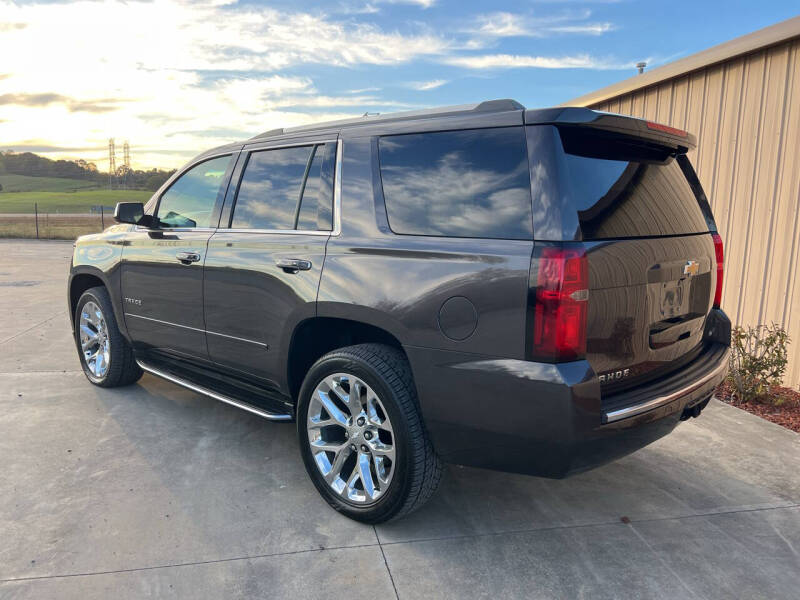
231,143,334,231
296,145,331,230
378,127,532,239
557,127,710,240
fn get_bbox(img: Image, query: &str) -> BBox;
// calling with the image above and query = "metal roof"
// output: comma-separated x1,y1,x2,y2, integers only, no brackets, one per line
564,15,800,108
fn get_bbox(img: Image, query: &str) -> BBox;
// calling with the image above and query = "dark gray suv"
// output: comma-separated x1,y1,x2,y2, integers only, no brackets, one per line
68,100,731,522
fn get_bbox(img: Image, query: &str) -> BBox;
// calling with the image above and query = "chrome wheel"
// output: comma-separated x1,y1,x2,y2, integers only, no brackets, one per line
79,300,110,379
307,373,396,504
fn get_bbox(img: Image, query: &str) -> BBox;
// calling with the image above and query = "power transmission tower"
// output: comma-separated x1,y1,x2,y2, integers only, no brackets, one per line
122,141,130,189
108,138,116,189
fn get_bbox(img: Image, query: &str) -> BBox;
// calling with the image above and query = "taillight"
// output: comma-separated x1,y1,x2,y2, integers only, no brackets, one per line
712,232,724,308
532,245,589,362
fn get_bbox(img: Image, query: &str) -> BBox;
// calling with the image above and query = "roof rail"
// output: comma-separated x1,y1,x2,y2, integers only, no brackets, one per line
250,98,524,140
474,99,524,112
249,127,283,140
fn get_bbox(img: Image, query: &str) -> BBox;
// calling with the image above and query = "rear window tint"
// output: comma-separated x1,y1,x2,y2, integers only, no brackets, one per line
558,127,709,240
378,127,532,240
296,143,334,231
231,143,333,231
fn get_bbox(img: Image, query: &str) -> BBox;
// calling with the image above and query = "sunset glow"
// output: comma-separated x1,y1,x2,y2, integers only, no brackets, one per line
1,0,796,170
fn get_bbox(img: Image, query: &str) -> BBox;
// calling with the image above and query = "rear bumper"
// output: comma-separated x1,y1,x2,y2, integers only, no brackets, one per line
406,336,730,479
602,344,729,423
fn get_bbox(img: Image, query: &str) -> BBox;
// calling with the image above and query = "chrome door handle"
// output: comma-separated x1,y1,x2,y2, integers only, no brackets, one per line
276,258,312,273
176,251,201,264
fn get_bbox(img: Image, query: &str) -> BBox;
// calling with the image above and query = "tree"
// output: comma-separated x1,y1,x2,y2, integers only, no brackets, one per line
0,150,174,191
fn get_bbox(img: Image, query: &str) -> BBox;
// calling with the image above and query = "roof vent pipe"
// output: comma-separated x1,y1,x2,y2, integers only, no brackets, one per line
636,61,647,75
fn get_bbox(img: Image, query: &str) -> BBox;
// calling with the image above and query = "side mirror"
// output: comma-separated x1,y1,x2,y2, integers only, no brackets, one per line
113,202,145,225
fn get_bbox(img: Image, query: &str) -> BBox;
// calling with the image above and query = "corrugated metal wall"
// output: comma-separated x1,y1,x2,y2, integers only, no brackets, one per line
588,37,800,388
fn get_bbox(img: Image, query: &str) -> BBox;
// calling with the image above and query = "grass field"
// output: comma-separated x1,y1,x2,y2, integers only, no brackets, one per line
0,174,101,193
0,189,152,213
0,214,106,240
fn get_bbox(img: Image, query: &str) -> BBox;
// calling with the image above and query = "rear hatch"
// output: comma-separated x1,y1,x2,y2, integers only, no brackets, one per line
554,122,719,395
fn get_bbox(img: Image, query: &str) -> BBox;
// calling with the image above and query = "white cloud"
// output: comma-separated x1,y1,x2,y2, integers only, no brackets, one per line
444,54,627,70
337,0,435,10
270,95,418,109
469,10,614,39
474,12,534,37
336,2,381,15
548,23,614,34
0,0,630,169
376,0,437,8
0,0,450,167
409,80,449,90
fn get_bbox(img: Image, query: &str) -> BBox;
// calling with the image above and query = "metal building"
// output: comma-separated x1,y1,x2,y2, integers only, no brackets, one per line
566,16,800,388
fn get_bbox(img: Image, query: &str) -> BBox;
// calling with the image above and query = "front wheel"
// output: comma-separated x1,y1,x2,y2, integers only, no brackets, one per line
74,286,142,387
297,344,442,523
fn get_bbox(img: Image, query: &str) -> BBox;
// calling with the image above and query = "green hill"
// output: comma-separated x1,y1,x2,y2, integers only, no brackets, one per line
0,174,101,193
0,189,153,213
0,150,175,199
0,151,172,219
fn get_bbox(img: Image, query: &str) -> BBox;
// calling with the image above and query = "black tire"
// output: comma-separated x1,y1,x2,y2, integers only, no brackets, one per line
297,343,442,523
74,286,142,388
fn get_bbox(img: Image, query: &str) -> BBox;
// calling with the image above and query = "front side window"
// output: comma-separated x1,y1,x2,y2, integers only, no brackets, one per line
378,127,533,240
156,155,231,228
231,143,334,231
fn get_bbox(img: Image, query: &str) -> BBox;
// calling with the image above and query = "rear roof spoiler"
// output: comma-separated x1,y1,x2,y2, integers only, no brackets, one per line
525,107,696,151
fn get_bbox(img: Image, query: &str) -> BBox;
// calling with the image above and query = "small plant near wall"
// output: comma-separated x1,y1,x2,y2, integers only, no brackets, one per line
728,324,790,405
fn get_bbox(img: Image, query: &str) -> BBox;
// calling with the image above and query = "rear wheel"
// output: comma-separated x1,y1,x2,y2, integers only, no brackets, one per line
297,343,442,523
74,286,142,387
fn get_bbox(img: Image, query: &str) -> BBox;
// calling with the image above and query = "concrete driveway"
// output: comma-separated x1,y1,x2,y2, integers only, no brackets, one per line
1,238,798,599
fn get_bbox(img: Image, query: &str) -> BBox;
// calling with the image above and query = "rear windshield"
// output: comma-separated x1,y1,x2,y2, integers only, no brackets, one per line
378,127,532,240
557,127,710,240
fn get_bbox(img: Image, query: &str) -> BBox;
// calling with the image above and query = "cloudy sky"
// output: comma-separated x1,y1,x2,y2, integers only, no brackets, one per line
0,0,796,170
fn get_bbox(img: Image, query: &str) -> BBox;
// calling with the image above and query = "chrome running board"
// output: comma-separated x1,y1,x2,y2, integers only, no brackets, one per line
137,360,293,422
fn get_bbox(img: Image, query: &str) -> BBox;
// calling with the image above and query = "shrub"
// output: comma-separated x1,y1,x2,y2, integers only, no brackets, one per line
728,324,790,405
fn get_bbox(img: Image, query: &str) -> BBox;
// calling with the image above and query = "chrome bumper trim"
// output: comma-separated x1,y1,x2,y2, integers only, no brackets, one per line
603,347,730,423
137,360,292,422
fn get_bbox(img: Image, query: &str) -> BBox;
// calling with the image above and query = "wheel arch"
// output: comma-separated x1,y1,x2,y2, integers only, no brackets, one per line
68,267,127,338
286,316,408,403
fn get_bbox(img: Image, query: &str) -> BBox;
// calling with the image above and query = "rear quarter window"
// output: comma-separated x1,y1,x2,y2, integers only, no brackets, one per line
377,127,532,240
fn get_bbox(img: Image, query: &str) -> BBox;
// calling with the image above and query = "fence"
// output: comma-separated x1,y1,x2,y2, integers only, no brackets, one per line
0,204,111,240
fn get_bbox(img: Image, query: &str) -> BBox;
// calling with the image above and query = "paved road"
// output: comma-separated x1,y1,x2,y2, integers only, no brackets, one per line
1,239,799,599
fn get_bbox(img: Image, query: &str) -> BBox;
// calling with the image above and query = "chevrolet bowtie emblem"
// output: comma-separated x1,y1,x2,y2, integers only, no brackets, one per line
683,260,699,276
